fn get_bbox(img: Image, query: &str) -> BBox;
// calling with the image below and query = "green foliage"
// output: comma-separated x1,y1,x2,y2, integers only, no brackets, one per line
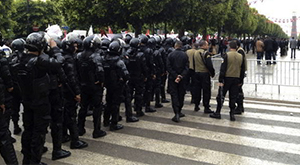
12,0,63,38
0,0,15,38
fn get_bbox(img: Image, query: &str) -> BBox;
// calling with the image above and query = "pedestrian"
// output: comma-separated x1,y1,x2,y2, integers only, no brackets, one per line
256,38,264,64
290,37,297,59
263,37,273,65
210,41,246,121
192,40,215,113
167,41,189,122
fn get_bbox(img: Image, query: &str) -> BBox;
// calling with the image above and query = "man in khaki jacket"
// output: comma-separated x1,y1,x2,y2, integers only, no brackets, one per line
256,38,264,64
210,41,246,121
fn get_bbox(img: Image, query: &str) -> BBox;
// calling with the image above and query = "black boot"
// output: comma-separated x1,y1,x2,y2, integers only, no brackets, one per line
0,136,18,165
126,116,139,122
194,105,200,112
70,140,88,149
172,113,180,122
110,124,124,131
209,112,221,119
92,130,107,138
204,107,214,114
51,123,71,160
145,107,156,113
234,106,243,115
230,112,236,121
52,149,71,160
136,110,145,117
154,103,163,108
161,98,170,103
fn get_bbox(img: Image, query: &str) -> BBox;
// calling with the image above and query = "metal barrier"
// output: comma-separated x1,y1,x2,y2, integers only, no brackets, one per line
211,57,300,93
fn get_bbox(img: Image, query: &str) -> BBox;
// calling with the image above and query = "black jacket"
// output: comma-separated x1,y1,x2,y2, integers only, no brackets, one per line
167,48,189,81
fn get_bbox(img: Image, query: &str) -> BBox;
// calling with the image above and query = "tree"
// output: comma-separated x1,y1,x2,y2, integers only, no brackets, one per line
0,0,15,38
12,0,63,38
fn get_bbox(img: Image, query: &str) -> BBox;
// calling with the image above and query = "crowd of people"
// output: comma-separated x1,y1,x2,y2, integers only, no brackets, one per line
0,31,246,165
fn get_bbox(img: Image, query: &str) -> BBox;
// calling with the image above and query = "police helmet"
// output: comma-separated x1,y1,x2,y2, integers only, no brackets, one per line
101,38,110,49
139,35,148,44
165,38,173,45
148,37,156,47
129,38,140,48
154,36,161,45
83,35,101,50
180,36,188,44
109,41,121,54
62,32,80,52
124,35,132,44
25,32,47,52
11,38,26,52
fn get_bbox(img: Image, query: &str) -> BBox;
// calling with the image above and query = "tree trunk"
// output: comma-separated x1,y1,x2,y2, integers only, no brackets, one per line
217,26,222,42
164,22,167,38
133,22,142,38
178,28,185,38
202,28,207,41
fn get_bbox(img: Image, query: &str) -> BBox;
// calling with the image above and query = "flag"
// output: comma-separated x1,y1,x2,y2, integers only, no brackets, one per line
88,25,93,36
108,26,113,34
146,29,150,35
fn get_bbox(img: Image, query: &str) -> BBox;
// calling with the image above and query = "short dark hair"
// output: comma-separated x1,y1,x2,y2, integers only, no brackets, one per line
174,41,183,48
199,40,207,47
229,41,237,49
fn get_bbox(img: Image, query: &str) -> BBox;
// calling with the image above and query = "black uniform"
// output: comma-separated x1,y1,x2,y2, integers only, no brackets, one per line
140,45,156,113
167,48,189,122
0,51,18,165
125,46,148,116
13,48,61,164
62,47,88,148
103,51,130,130
8,51,23,135
77,49,106,138
152,46,165,107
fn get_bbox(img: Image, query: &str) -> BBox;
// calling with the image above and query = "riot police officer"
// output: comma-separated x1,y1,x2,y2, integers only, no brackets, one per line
13,32,63,164
103,41,130,130
139,35,156,114
9,39,25,135
148,37,164,108
125,38,148,118
77,35,107,138
61,33,88,148
0,49,18,165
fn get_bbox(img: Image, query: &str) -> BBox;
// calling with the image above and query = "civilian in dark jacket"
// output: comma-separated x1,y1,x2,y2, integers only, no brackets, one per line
167,41,189,123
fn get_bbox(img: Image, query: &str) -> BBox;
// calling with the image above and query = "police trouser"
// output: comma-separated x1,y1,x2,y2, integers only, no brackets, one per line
153,75,161,105
0,108,18,165
160,74,167,100
122,83,133,117
128,78,144,112
78,85,103,132
144,78,153,109
265,51,272,64
11,86,22,127
21,101,50,164
193,72,211,108
235,84,244,111
186,69,195,101
168,78,186,114
104,83,124,126
216,78,240,114
63,91,80,142
49,88,64,151
4,91,13,129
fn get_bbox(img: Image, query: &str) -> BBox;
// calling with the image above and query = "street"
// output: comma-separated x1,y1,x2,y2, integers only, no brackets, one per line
3,94,300,165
